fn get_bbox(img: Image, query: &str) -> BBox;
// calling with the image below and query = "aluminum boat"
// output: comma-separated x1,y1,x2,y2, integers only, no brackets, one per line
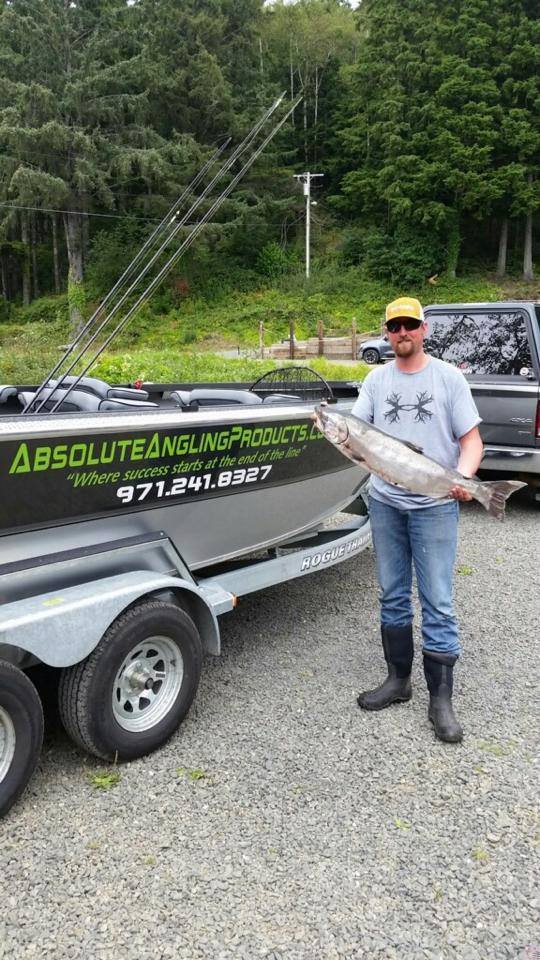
0,374,367,573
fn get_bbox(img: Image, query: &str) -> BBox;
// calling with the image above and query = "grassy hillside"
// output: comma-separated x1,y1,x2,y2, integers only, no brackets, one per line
0,268,538,384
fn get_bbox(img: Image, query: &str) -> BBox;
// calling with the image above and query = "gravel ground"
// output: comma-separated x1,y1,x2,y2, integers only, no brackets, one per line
0,494,538,960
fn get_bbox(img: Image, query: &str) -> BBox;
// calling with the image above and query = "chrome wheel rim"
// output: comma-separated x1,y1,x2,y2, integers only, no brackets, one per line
0,705,16,783
112,636,184,733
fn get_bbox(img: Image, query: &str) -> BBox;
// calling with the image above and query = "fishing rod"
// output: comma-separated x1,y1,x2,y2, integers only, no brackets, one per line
25,93,288,415
42,94,303,411
23,141,230,415
38,96,300,416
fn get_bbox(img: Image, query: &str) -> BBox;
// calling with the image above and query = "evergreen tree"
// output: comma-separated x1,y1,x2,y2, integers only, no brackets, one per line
137,0,299,280
0,0,536,305
263,0,358,167
334,0,538,278
0,0,200,329
494,0,540,279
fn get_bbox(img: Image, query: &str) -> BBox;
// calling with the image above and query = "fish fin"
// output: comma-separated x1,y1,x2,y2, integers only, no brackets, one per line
401,439,424,454
476,479,527,521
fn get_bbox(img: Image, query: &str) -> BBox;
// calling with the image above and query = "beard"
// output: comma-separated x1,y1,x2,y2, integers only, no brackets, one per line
394,338,416,356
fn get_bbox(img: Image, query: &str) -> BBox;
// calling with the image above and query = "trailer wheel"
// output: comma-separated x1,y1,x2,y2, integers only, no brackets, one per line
0,661,44,818
58,600,203,762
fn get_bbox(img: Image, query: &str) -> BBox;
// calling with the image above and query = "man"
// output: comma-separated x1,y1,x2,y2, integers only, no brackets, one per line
352,296,483,742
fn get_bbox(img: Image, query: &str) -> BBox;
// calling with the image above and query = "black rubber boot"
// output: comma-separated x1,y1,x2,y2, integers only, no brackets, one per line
423,652,463,743
357,625,413,710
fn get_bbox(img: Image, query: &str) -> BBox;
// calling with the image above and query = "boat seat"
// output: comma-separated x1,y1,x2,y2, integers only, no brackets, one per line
108,386,151,401
19,388,102,413
170,388,263,409
46,376,150,402
19,388,157,413
169,389,192,407
17,392,35,410
169,388,305,410
100,397,158,411
0,385,18,403
259,393,304,404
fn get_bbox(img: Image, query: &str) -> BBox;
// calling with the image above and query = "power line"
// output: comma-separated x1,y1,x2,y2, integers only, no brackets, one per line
0,200,306,228
0,202,162,222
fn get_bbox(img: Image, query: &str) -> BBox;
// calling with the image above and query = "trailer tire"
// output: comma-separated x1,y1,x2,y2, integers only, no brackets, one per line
0,661,44,818
58,600,203,762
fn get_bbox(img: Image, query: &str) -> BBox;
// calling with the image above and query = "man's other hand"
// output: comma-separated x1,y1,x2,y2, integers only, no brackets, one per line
448,484,473,501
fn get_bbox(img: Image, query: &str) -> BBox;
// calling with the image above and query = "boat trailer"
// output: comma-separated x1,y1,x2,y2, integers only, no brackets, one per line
0,507,370,817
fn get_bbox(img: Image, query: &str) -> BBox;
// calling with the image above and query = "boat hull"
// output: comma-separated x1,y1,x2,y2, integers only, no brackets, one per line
0,403,367,570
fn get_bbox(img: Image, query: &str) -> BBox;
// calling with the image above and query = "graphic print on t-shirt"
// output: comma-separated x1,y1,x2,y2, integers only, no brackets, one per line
384,391,434,424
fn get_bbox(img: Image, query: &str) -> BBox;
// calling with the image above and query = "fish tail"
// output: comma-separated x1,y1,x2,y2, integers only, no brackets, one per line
475,479,527,520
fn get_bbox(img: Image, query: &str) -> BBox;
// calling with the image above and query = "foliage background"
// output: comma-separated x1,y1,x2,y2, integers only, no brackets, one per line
0,0,537,382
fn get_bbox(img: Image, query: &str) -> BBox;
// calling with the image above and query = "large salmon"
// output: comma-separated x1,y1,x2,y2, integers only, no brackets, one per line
313,404,526,520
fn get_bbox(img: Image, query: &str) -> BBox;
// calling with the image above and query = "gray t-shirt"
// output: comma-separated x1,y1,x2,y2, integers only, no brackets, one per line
351,356,481,509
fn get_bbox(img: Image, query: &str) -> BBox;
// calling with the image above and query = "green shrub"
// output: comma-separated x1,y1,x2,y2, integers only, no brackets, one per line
0,297,12,323
340,230,365,266
85,221,150,299
188,267,263,302
114,304,156,346
180,327,198,345
340,223,446,287
147,286,177,316
0,341,368,386
256,241,293,279
0,348,60,384
0,323,26,344
0,267,507,386
92,351,369,386
14,294,69,326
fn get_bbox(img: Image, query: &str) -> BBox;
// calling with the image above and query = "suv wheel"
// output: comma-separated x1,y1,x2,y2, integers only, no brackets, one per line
362,348,380,365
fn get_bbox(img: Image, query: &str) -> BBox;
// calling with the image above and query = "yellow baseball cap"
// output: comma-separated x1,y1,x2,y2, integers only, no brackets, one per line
385,297,424,323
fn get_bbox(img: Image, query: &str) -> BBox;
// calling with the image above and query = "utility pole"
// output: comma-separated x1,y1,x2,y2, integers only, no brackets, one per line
294,171,323,279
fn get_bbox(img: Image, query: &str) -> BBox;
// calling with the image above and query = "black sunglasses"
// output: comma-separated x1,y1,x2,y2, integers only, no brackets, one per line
385,318,423,333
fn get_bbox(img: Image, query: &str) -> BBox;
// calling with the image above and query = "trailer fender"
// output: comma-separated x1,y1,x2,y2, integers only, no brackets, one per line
0,571,223,668
148,584,224,656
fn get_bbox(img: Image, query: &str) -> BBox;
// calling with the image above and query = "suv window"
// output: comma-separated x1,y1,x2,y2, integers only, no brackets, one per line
425,311,533,375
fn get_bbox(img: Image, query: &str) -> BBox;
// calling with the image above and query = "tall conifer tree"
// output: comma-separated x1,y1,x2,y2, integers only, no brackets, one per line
0,0,198,329
335,0,538,277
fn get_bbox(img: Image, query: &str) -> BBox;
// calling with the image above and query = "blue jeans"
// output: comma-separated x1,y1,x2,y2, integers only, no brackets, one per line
368,496,460,658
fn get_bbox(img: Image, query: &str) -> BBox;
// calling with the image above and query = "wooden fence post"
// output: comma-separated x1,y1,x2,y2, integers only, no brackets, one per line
289,318,295,360
318,318,324,356
351,317,357,360
259,320,264,359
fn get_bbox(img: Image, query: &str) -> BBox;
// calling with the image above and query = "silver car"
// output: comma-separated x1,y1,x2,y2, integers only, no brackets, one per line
359,335,394,365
